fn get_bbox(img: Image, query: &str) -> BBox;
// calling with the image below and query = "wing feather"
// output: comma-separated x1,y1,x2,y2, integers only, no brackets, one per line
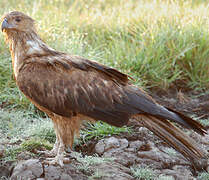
17,56,134,126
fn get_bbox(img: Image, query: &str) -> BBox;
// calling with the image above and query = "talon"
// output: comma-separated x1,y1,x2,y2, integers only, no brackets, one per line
44,156,70,167
44,157,63,166
63,157,71,164
36,150,57,157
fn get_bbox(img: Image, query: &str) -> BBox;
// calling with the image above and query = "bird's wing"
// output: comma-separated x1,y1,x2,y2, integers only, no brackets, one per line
17,55,142,126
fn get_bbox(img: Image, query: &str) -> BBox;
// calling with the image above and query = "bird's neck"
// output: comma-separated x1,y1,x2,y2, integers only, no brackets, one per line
6,31,54,78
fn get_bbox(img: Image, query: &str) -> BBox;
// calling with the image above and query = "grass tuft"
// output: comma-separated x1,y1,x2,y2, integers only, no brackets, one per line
79,121,131,143
130,166,155,180
157,175,174,180
30,120,56,143
163,147,177,156
197,172,209,180
72,152,113,172
20,138,53,152
3,146,23,161
88,169,107,180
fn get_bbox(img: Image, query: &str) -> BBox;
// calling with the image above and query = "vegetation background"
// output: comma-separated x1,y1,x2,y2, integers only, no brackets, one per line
0,0,208,111
0,1,208,178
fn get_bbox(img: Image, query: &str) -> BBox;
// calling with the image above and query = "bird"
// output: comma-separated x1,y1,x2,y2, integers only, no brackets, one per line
1,11,207,168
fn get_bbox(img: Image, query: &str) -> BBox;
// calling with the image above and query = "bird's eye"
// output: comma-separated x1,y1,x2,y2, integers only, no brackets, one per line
15,18,21,22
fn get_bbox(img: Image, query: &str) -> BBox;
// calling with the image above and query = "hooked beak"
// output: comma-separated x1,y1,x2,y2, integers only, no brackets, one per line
1,18,13,32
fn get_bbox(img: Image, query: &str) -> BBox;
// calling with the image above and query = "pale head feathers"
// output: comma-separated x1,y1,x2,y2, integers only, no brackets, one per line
2,11,36,34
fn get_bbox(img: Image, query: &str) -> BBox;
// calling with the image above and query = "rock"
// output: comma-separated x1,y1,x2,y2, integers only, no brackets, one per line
137,145,187,169
91,162,133,180
161,165,194,180
95,139,105,155
95,137,129,155
103,149,138,166
129,140,144,150
60,173,73,180
0,145,5,158
172,165,194,179
105,137,120,150
119,138,129,149
95,137,136,166
17,151,32,160
44,163,87,180
158,175,175,180
0,165,10,178
44,165,62,180
0,161,15,178
11,159,43,180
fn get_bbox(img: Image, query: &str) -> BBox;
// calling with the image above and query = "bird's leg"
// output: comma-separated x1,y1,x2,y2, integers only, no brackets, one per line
37,130,60,157
53,138,65,166
43,114,79,166
48,133,60,156
45,135,70,166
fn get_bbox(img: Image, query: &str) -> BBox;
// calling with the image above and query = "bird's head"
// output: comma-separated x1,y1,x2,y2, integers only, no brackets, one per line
1,11,36,34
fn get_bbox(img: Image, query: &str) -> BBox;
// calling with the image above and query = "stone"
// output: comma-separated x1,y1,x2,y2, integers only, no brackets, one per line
0,145,5,158
105,137,120,150
17,151,32,160
118,138,129,149
60,173,73,180
129,140,144,150
95,139,105,155
0,165,10,178
91,162,133,180
10,159,43,180
161,165,194,180
158,175,175,180
103,149,138,167
44,165,62,180
95,137,129,155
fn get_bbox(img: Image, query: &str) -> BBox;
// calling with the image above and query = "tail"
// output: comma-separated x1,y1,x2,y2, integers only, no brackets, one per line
124,86,207,135
136,114,207,169
153,106,207,135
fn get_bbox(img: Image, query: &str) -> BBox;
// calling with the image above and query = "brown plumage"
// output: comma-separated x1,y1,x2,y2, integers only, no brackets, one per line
1,11,207,168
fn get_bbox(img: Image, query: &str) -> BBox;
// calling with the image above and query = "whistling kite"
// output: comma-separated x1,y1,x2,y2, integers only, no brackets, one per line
1,11,207,168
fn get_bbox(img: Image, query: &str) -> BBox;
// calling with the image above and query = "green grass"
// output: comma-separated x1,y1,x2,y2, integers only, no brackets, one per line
0,109,43,140
88,169,107,180
199,118,209,127
3,138,53,161
30,120,56,143
79,122,131,143
197,171,209,180
163,147,177,156
72,152,113,173
3,146,23,161
0,109,54,160
130,166,156,180
157,175,174,180
0,0,209,110
20,138,53,152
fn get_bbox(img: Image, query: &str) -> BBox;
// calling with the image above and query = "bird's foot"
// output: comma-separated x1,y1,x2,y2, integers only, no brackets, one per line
44,155,71,167
36,149,57,157
37,141,59,157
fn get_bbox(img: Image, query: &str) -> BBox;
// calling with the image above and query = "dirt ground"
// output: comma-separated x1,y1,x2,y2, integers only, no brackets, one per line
0,90,209,180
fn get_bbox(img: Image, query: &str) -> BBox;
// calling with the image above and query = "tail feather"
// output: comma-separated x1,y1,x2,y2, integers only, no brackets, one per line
124,87,207,135
164,107,207,135
137,115,206,167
